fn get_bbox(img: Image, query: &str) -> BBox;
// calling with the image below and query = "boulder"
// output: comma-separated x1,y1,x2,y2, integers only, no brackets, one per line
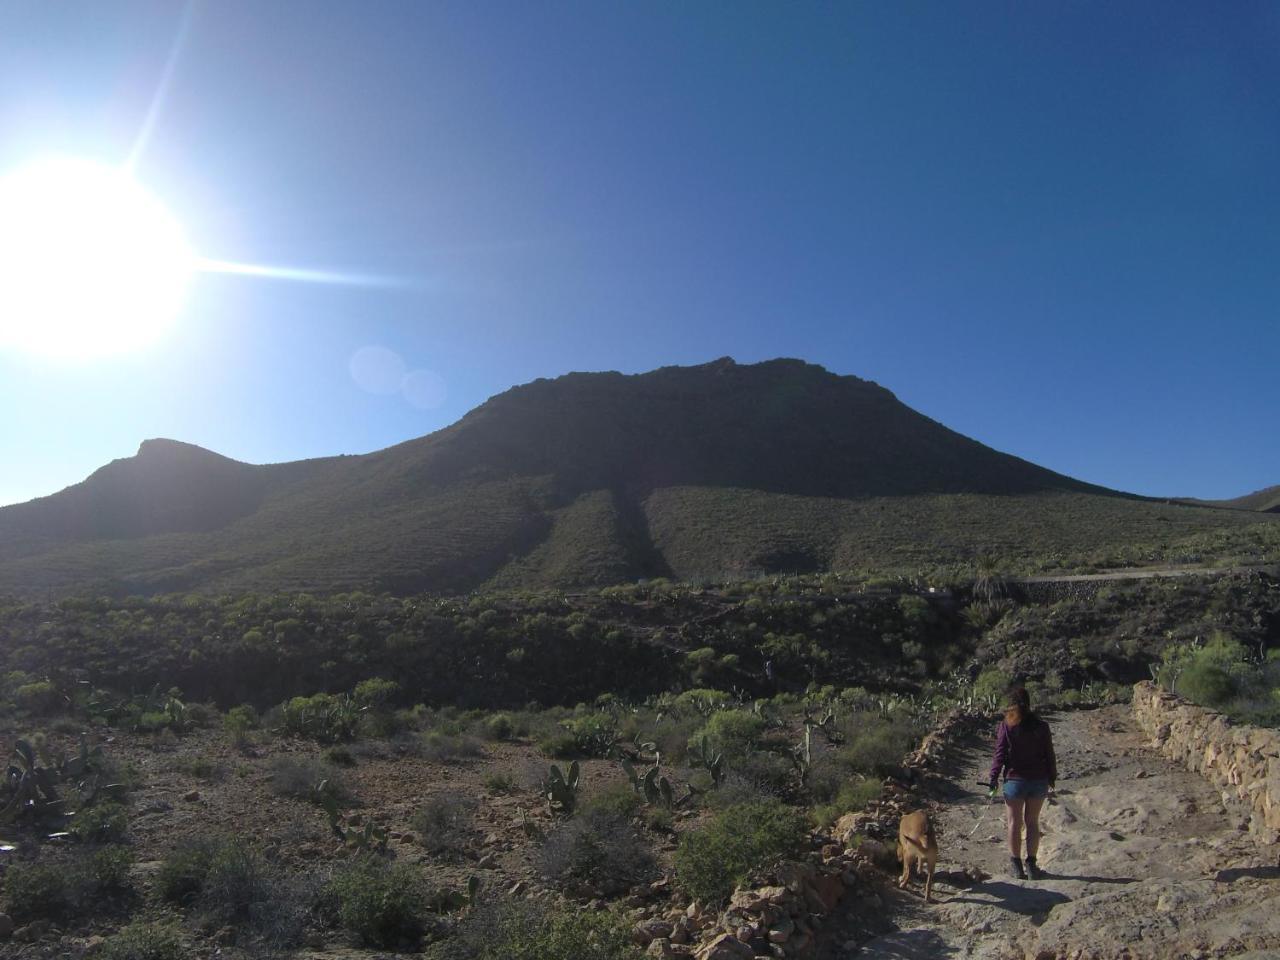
634,919,674,945
695,932,755,960
647,937,675,958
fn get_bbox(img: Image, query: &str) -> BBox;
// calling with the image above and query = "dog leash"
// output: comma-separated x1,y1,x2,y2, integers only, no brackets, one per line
967,780,992,836
967,806,988,837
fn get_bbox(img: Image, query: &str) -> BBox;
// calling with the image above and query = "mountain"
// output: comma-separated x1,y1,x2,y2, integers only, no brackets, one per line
1217,486,1280,513
1,358,1275,596
1175,485,1280,514
0,440,334,552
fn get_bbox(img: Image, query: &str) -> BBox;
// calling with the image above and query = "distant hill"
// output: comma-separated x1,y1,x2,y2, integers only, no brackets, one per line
1,357,1276,596
1176,485,1280,514
1218,486,1280,513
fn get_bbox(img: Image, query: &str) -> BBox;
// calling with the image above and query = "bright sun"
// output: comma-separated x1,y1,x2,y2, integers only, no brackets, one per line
0,157,194,359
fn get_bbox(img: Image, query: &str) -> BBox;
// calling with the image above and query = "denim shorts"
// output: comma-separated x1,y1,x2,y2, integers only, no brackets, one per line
1003,778,1050,800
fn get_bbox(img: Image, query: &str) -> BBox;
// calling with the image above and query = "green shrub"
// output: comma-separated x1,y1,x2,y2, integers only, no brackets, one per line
71,800,130,842
279,693,360,743
51,716,82,736
537,731,579,759
674,800,809,904
99,921,185,960
154,838,303,947
581,781,642,820
411,794,474,859
3,849,132,921
14,680,59,715
1181,661,1236,707
325,745,357,767
353,677,399,707
536,810,658,896
156,839,220,905
1160,633,1249,708
483,772,516,794
692,710,764,762
223,704,257,746
643,806,673,833
198,843,273,927
269,757,354,806
837,716,917,778
432,899,642,960
183,701,219,727
649,712,703,765
4,861,72,922
483,714,515,741
92,845,135,890
974,667,1014,706
724,749,792,795
672,689,732,715
420,731,485,763
322,855,427,948
556,714,620,758
175,756,226,781
812,779,882,828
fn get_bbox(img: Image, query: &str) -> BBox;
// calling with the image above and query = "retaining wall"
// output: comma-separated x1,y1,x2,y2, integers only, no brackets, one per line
1131,680,1280,844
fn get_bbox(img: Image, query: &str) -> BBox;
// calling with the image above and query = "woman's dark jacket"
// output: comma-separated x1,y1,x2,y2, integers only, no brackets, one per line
988,711,1057,786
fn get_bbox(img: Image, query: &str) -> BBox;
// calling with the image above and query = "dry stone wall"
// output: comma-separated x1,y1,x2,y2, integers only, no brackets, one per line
1131,680,1280,844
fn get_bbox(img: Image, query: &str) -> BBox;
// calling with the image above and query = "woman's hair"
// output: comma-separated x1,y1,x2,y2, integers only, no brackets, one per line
1004,685,1032,727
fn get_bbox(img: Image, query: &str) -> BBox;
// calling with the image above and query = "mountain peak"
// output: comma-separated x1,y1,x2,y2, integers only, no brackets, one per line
135,438,237,464
429,357,1071,501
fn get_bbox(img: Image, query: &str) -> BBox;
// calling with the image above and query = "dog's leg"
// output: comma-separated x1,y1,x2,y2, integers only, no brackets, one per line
924,850,936,903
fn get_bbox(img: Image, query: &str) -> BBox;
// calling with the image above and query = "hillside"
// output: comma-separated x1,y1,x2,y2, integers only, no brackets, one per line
1,357,1277,596
1177,484,1280,514
1219,485,1280,513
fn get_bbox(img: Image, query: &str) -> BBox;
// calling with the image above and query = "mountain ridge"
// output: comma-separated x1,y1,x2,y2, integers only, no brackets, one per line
1,357,1275,596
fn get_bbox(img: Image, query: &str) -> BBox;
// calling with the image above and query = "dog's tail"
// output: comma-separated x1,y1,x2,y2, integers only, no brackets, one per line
900,831,933,855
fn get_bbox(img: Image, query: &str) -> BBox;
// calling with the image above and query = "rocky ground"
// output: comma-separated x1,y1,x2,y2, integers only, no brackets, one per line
847,706,1280,959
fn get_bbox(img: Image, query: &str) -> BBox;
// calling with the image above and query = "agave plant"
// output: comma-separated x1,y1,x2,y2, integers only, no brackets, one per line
689,735,725,788
541,761,580,816
0,739,63,822
1,734,116,825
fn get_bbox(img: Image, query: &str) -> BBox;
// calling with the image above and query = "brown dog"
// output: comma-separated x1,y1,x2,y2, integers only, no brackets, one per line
897,809,938,902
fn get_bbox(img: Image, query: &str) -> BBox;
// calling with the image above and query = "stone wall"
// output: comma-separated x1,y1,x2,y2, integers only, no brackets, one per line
1131,680,1280,844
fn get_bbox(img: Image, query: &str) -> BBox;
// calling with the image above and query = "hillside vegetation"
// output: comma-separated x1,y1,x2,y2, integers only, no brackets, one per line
2,358,1277,596
0,570,1276,955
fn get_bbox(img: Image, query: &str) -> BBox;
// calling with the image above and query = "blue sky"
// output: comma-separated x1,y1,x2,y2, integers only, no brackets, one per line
1,1,1277,506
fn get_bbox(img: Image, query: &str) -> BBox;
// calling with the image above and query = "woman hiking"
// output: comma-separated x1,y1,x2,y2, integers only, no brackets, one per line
988,685,1056,880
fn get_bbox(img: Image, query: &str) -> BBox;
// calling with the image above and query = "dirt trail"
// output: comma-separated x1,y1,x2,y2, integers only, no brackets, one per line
1017,563,1274,584
849,706,1280,959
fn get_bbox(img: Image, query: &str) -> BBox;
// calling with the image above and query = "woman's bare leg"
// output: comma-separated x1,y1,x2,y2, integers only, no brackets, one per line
1005,797,1025,859
1024,795,1046,859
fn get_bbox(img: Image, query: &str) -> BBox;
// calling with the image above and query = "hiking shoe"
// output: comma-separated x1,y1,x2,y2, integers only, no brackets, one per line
1010,857,1027,880
1025,859,1045,880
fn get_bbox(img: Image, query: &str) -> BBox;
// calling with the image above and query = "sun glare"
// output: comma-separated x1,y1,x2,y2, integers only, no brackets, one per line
0,157,194,359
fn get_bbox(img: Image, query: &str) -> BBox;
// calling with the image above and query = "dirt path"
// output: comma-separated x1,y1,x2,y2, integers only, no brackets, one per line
848,706,1280,959
1017,563,1275,584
